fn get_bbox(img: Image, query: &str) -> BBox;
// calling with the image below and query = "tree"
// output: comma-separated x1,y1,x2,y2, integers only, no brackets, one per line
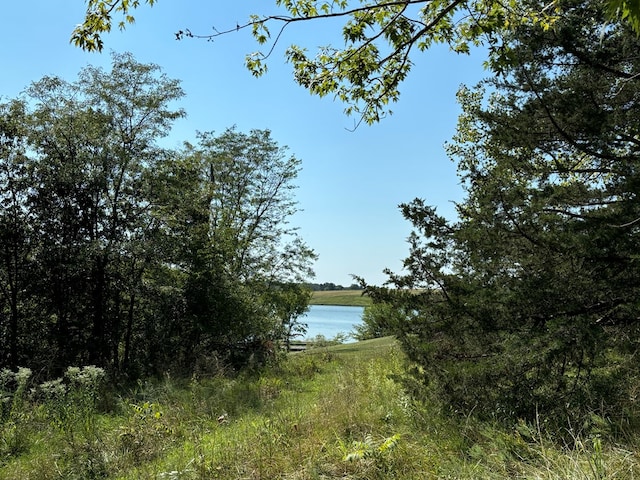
73,52,185,369
266,282,312,350
142,150,261,371
188,127,316,285
352,302,404,340
142,128,316,370
1,54,315,376
187,128,316,357
0,100,33,369
366,0,640,427
72,0,640,125
0,53,185,374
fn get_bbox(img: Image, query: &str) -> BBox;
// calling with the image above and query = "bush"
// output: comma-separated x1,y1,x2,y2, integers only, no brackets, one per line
352,303,403,341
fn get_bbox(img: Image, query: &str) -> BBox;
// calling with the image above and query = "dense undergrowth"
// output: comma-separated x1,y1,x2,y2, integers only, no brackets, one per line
1,337,639,479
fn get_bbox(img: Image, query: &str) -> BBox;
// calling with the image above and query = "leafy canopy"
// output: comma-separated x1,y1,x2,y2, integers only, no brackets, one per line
72,0,640,125
0,53,315,376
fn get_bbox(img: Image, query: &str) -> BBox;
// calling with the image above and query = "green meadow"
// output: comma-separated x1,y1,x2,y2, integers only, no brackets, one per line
2,337,639,479
310,289,372,307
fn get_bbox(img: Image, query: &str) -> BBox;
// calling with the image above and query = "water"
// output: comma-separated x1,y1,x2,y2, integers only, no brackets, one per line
300,305,365,342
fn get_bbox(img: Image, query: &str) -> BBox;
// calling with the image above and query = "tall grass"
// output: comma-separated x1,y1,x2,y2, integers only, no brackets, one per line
2,339,640,479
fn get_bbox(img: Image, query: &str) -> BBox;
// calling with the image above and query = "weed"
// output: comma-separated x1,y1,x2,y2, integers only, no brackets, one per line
0,367,33,461
3,341,640,479
117,401,175,464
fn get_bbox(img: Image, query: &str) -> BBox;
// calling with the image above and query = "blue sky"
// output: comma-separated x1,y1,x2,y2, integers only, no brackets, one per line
1,1,487,286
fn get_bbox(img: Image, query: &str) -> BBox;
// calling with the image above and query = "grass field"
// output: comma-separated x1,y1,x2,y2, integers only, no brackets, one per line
2,337,639,479
310,289,372,306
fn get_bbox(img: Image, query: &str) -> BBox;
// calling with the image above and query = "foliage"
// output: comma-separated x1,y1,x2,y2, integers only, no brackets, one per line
342,433,399,461
40,366,106,435
146,127,316,369
367,0,640,427
307,281,364,291
0,365,111,477
606,0,640,33
72,0,640,125
71,0,158,52
265,282,313,349
352,301,404,340
183,127,316,286
306,332,350,346
24,52,184,372
3,341,640,478
0,367,32,462
0,100,32,370
0,54,314,377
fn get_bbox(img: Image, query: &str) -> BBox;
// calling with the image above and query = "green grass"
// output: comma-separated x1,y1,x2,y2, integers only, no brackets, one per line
2,338,640,479
310,289,372,306
316,335,396,358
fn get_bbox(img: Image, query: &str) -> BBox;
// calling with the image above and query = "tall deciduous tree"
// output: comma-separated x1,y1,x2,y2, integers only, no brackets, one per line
188,127,316,285
1,54,316,377
0,100,32,369
75,52,185,369
2,53,185,373
188,128,315,358
367,0,640,427
142,129,316,369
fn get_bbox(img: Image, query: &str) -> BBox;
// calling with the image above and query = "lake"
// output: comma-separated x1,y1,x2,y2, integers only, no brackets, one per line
300,305,365,342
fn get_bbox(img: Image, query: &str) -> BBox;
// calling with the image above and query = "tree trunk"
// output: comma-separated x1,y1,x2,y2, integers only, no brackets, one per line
89,255,108,366
122,292,135,373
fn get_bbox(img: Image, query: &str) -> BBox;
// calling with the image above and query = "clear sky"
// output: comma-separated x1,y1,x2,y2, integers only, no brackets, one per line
1,1,487,286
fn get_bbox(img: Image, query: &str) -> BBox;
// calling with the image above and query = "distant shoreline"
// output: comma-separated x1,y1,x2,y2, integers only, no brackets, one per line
309,289,371,307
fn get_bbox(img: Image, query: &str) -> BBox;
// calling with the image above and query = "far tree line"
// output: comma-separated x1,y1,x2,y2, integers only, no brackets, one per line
307,283,363,291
